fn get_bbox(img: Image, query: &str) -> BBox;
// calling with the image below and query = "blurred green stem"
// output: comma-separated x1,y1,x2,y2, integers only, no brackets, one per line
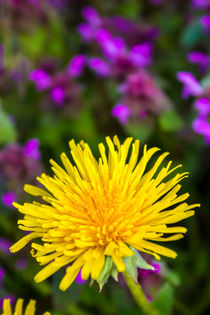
123,271,159,315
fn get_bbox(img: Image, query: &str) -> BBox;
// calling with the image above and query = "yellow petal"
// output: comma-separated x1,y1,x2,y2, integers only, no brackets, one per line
59,256,84,291
24,185,51,197
25,300,36,315
3,299,12,315
10,232,40,253
112,254,126,272
14,299,23,315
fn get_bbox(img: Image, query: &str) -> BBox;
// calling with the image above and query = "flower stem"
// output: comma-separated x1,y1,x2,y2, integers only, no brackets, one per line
123,271,159,315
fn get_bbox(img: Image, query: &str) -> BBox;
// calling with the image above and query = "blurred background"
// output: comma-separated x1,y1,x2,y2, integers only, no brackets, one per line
0,0,210,314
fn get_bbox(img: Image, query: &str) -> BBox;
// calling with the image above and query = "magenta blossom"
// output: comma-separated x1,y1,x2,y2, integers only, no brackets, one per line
2,192,17,208
29,55,85,107
150,0,164,4
114,70,170,123
0,141,42,190
29,69,51,90
188,51,210,73
88,57,110,77
23,138,41,161
78,6,158,47
82,6,102,28
75,270,86,285
200,16,210,34
88,31,152,79
16,258,27,270
95,29,152,68
177,71,203,99
138,261,163,302
193,98,210,144
50,86,66,106
0,238,12,254
111,104,131,124
67,55,86,78
77,6,102,42
192,0,210,10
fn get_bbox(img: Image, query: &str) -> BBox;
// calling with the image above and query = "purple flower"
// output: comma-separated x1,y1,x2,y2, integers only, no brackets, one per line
77,23,94,42
177,71,203,99
82,6,102,27
75,270,86,285
50,86,66,105
200,16,210,34
193,117,210,142
16,258,27,270
150,0,164,4
0,268,5,287
138,259,163,302
2,192,17,208
138,263,161,279
130,43,152,67
151,263,161,274
193,97,210,144
90,28,153,79
192,0,210,10
77,7,102,42
88,57,110,77
0,142,42,186
0,238,12,254
23,138,41,161
96,31,126,60
188,51,210,72
29,69,51,90
116,70,170,118
111,104,131,124
194,98,210,116
68,55,86,78
46,0,67,10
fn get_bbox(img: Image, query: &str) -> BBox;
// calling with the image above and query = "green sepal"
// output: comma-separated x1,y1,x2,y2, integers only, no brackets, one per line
97,256,113,290
111,267,118,282
132,248,155,271
123,254,137,282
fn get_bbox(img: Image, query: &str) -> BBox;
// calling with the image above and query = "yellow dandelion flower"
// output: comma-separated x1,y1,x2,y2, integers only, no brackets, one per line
1,298,50,315
10,137,199,291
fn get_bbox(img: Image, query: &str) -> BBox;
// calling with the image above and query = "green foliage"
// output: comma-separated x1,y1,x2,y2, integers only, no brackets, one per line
0,103,16,144
124,120,153,142
181,21,206,47
153,283,174,315
159,109,183,132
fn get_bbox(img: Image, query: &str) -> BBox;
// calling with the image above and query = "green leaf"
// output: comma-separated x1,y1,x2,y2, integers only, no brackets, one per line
181,20,206,47
166,270,181,286
0,104,16,144
124,120,153,142
201,73,210,89
159,109,183,132
118,1,141,19
20,28,46,57
69,107,99,144
153,283,174,315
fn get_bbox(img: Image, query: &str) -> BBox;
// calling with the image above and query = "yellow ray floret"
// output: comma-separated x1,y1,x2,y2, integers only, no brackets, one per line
1,298,50,315
10,136,199,291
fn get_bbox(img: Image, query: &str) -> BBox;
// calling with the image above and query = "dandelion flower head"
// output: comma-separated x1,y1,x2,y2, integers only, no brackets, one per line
10,137,199,291
1,298,50,315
